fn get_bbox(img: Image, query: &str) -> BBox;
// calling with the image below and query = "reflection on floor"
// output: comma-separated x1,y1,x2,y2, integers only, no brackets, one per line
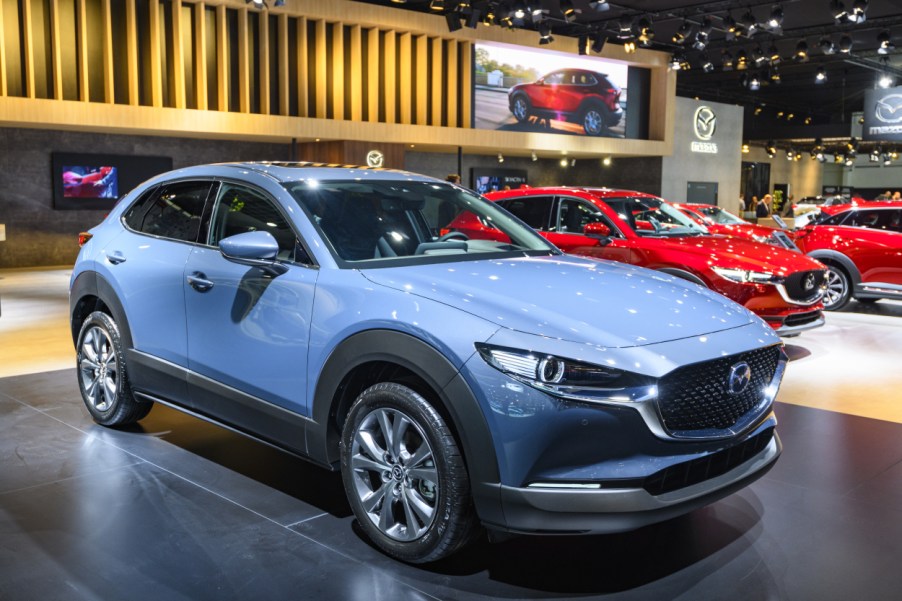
2,369,902,600
2,267,902,598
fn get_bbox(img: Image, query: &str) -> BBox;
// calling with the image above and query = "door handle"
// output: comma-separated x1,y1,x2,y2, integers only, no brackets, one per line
107,251,127,265
187,272,214,292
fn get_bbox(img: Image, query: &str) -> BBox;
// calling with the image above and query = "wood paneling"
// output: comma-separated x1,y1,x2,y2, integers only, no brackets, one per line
0,0,674,158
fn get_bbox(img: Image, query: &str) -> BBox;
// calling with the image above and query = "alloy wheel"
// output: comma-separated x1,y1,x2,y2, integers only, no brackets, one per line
79,326,118,412
823,268,847,308
349,407,438,542
584,109,603,135
513,97,529,121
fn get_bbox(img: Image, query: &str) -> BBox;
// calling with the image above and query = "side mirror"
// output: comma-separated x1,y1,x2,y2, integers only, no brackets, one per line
584,222,611,238
220,231,288,276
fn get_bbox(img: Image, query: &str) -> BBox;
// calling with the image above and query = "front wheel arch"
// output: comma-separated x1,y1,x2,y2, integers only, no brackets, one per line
656,267,708,287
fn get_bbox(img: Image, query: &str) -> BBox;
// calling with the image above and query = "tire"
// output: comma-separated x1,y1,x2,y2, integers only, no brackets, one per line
76,311,152,426
822,265,852,311
511,94,531,123
581,103,609,136
340,382,478,563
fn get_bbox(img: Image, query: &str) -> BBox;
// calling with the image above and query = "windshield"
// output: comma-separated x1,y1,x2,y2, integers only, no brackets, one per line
283,180,557,266
698,206,745,225
602,196,709,237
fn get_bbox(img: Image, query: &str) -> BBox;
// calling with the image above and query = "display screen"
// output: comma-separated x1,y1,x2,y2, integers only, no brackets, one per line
52,153,172,210
471,168,528,195
474,41,630,139
62,166,119,199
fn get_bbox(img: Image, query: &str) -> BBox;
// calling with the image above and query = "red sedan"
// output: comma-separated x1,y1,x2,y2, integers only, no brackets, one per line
675,203,798,250
451,187,827,336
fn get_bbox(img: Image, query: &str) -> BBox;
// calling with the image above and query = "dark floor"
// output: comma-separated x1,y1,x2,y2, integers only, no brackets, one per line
2,370,902,600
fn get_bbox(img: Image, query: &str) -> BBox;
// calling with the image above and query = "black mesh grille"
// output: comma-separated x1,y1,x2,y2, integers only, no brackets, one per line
657,346,781,434
643,428,775,495
783,310,822,327
783,270,826,302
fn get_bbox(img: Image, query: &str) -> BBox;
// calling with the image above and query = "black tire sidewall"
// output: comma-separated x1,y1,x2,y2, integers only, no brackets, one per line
340,382,472,563
75,311,146,426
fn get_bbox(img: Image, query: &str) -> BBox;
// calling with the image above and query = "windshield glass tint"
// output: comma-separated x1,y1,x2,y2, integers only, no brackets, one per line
700,206,744,225
603,196,708,237
283,180,555,265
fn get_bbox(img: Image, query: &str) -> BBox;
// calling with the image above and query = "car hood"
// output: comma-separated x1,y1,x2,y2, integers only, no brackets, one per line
653,235,823,275
360,255,755,348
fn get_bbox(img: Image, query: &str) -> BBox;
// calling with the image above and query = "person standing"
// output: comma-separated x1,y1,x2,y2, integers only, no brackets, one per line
739,194,746,214
446,173,461,185
756,194,772,218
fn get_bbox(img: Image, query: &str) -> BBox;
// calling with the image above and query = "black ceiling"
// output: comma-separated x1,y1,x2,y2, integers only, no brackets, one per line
354,0,902,142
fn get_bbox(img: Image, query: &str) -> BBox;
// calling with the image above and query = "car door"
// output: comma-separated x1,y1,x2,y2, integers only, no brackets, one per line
108,180,215,400
183,180,318,428
543,196,633,263
843,209,902,286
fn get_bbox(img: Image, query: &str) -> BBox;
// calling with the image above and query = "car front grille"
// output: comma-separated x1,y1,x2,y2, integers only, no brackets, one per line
656,346,781,436
783,310,822,327
783,270,826,302
642,427,775,495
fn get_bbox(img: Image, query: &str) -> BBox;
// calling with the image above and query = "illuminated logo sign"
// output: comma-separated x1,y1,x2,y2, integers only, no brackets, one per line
366,150,384,168
727,362,752,395
875,94,902,124
693,106,717,140
690,105,718,153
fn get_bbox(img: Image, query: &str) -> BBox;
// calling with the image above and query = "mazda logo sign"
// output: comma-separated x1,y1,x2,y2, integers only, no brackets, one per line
366,149,385,168
693,106,716,141
803,273,816,291
727,362,752,395
875,94,902,124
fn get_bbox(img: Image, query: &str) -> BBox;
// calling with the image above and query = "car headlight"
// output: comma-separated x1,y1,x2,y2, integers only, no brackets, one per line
475,343,656,404
712,266,782,285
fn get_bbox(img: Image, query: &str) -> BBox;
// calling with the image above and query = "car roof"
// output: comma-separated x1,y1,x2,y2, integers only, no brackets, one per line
156,161,439,185
487,187,659,201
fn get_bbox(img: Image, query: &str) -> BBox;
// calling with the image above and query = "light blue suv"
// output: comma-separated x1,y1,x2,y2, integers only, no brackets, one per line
70,163,785,563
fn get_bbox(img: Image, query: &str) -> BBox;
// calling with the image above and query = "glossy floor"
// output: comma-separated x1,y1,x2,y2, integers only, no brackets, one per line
2,268,902,599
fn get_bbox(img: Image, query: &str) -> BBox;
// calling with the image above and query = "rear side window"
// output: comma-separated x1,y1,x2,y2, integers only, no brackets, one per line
125,181,213,243
498,196,553,230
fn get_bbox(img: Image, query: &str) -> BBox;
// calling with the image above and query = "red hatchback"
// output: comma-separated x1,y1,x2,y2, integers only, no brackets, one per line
508,69,623,136
458,187,827,336
793,205,902,310
676,203,798,251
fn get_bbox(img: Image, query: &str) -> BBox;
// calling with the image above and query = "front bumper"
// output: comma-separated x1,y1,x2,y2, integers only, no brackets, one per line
762,309,825,336
486,427,781,534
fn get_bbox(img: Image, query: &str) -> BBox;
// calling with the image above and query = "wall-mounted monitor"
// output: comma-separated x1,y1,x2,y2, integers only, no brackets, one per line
473,41,649,140
52,153,173,210
471,168,528,195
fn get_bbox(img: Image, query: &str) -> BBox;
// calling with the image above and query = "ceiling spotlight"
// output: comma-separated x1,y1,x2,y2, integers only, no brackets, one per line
776,111,785,119
830,0,849,24
513,2,526,19
571,159,577,167
559,0,576,20
618,15,634,39
845,156,854,166
742,143,750,153
528,2,543,16
741,10,758,36
751,46,767,67
768,44,781,64
877,30,894,55
602,156,612,166
560,158,569,167
765,141,777,157
623,40,637,54
637,17,655,46
851,0,868,24
531,151,538,161
795,40,809,61
847,137,859,152
498,153,504,163
754,104,764,116
538,23,553,44
670,52,686,70
673,21,692,44
722,50,734,71
768,5,784,30
723,13,739,41
805,116,812,125
748,74,761,91
879,73,894,88
769,68,781,84
870,148,881,162
786,149,795,161
787,113,794,120
815,67,827,83
588,1,610,12
591,35,606,53
578,35,589,55
701,53,714,72
839,34,853,53
736,50,748,70
692,32,709,51
819,37,836,55
429,0,445,10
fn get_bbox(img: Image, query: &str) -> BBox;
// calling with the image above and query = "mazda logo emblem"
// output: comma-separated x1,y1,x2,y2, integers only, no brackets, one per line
803,273,816,291
693,106,716,141
366,149,385,168
875,94,902,124
727,362,752,395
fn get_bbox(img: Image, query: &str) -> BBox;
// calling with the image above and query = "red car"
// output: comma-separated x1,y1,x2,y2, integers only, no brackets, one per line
675,203,798,250
450,187,827,336
508,68,623,136
793,204,902,310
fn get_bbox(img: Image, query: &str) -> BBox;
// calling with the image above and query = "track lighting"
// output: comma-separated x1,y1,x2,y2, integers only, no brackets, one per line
741,10,758,36
531,151,538,162
742,143,750,154
578,35,589,55
830,0,849,24
838,34,853,53
591,35,606,53
722,50,734,71
673,21,692,44
748,74,761,91
815,67,827,83
602,156,612,167
636,17,655,46
851,0,868,24
795,40,809,61
623,40,637,54
498,153,504,163
701,53,714,72
768,5,784,30
819,37,836,55
446,12,462,32
736,50,748,70
768,44,781,64
618,15,634,39
560,158,569,167
877,31,894,55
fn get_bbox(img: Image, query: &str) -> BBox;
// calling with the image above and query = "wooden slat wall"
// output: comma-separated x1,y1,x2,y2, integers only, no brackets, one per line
0,0,675,157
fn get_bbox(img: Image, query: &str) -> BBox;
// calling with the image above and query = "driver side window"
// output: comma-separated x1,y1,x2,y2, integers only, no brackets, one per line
209,184,310,263
556,198,618,235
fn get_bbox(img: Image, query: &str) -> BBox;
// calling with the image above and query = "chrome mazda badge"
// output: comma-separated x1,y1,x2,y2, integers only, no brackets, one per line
727,362,752,395
803,273,816,291
694,106,717,140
